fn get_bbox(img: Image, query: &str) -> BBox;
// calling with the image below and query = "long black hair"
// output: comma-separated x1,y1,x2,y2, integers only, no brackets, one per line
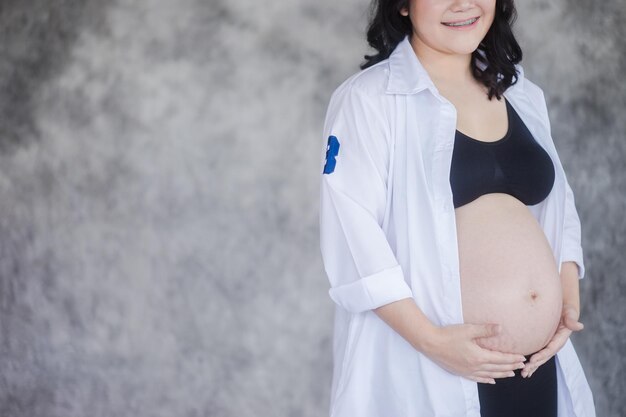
361,0,522,100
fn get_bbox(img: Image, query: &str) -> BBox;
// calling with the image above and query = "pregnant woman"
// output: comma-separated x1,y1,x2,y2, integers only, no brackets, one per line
319,0,596,416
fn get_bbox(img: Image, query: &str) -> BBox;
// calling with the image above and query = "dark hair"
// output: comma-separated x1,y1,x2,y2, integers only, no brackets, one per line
361,0,522,100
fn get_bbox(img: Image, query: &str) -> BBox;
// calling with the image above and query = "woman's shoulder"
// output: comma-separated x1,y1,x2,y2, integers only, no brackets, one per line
327,59,548,111
333,61,543,100
329,60,391,104
511,63,545,103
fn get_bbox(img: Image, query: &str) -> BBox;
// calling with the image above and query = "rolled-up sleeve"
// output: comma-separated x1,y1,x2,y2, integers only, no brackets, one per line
318,82,414,314
536,86,586,279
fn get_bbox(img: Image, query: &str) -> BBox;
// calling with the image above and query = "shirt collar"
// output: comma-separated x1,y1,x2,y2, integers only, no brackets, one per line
385,34,525,96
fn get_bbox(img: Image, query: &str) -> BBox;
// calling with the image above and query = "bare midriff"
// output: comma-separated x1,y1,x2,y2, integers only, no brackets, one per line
455,192,563,355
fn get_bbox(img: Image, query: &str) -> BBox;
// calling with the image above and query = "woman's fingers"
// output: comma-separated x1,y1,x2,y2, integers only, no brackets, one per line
562,306,584,331
527,328,570,364
522,354,549,377
475,360,525,379
479,361,525,372
565,316,584,330
474,369,517,379
524,357,550,378
481,349,527,365
469,376,497,384
522,357,546,378
522,329,571,377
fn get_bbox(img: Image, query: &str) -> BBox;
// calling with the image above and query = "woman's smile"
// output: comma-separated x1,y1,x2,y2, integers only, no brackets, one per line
441,16,480,30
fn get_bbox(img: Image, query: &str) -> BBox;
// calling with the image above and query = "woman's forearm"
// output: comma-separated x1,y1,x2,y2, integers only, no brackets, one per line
560,261,581,312
373,298,439,354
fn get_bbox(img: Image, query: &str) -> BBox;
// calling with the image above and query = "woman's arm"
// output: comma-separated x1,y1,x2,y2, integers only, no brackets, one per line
319,82,414,314
529,78,586,279
560,261,581,313
375,294,528,385
373,298,439,353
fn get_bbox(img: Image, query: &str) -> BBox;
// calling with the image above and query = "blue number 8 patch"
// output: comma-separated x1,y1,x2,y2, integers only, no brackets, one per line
323,135,340,174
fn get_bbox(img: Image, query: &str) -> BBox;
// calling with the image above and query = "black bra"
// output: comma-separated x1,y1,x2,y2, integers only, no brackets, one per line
449,98,555,208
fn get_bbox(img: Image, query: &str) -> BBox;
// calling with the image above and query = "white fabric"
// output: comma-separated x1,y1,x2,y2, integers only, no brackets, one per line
318,34,595,417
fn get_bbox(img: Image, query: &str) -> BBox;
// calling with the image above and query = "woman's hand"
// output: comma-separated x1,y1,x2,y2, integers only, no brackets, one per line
521,303,584,378
422,323,527,384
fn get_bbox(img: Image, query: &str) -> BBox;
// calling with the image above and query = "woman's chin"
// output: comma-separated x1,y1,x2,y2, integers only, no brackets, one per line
446,42,483,56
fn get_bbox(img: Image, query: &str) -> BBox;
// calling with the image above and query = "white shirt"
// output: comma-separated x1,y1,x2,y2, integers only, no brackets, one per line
318,34,595,417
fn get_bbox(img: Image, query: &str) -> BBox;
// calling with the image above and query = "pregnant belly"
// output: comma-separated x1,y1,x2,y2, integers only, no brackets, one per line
455,193,563,355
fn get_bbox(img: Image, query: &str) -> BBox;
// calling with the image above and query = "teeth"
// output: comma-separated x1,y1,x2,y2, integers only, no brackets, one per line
443,17,478,27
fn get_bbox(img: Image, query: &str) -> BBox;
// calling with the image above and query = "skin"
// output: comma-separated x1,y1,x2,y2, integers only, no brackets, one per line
401,0,507,141
374,0,584,384
522,261,584,378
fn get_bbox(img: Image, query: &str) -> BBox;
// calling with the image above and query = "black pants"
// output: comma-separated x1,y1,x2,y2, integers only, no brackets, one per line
477,350,557,417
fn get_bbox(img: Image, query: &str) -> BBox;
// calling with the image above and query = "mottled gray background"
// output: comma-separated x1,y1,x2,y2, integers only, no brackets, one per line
0,0,623,416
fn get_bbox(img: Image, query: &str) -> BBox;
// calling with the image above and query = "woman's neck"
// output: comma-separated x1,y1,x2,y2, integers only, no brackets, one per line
408,33,474,88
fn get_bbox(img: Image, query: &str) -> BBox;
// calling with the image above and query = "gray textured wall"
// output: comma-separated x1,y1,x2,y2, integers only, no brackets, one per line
0,0,623,416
